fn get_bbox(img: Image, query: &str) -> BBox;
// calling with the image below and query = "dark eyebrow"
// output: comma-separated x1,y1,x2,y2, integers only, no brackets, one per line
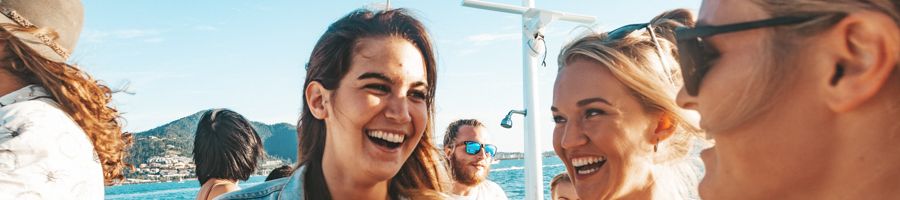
551,97,610,112
359,72,429,88
411,81,428,89
577,97,612,107
358,72,394,84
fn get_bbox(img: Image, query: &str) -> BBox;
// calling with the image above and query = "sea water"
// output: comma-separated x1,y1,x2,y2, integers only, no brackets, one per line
105,157,565,200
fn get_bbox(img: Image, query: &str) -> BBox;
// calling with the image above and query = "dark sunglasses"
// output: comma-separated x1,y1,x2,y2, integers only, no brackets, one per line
456,141,497,157
674,13,848,96
608,23,670,68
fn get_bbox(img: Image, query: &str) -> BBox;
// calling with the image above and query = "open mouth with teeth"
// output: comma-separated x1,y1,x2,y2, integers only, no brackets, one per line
571,156,606,175
366,130,406,149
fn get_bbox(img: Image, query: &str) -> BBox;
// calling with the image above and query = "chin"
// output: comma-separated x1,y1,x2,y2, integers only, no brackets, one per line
575,184,605,200
366,164,405,182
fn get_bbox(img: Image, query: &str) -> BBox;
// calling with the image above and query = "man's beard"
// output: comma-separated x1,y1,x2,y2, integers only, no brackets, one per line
451,154,489,186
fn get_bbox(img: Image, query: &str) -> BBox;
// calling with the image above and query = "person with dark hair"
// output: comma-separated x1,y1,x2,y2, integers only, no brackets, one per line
217,8,446,200
193,109,264,200
0,0,131,199
550,173,578,200
265,165,293,181
441,119,507,200
675,0,900,199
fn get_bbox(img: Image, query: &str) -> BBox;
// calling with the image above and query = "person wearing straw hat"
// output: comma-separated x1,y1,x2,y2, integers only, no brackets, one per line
0,0,130,199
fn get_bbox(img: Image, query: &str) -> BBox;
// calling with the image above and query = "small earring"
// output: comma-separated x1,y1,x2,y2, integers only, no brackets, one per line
654,138,659,153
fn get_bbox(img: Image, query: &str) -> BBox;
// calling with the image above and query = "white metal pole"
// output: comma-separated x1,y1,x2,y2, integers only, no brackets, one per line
521,0,543,199
462,1,594,200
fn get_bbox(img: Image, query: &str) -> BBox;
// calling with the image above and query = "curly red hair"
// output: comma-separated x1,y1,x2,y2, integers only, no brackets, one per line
0,24,131,185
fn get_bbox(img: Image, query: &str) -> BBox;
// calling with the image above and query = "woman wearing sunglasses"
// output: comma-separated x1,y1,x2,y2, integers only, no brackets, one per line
217,8,447,200
675,0,900,199
552,9,706,199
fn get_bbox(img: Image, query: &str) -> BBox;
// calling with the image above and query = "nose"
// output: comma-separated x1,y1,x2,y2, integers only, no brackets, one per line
475,147,488,161
676,86,698,110
560,120,588,150
384,95,412,124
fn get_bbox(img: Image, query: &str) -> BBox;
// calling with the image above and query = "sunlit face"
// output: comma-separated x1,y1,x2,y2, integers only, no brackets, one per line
448,125,492,185
674,0,773,134
552,58,658,199
677,0,843,198
322,36,429,183
552,180,580,200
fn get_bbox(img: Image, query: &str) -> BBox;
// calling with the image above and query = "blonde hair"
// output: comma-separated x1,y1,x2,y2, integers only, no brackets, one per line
755,0,898,26
557,9,704,163
726,0,900,127
550,172,571,192
0,25,131,185
755,1,900,69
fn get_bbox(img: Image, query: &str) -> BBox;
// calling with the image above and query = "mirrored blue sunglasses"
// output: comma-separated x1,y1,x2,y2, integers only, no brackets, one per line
457,141,497,157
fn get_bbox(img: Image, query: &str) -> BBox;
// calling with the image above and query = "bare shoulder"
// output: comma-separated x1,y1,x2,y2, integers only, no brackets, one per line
200,180,239,200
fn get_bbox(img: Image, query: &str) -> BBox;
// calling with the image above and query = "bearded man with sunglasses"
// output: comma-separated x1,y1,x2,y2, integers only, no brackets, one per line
674,0,900,199
442,119,508,200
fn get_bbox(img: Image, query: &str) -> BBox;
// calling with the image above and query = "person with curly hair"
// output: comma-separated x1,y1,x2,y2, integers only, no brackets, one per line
0,0,130,199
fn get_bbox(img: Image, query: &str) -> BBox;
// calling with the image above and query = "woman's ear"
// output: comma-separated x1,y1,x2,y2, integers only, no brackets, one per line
306,81,331,120
825,11,900,112
653,113,676,142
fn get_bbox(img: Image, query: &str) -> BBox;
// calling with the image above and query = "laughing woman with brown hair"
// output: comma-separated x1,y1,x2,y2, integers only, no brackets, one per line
217,8,447,200
0,0,130,199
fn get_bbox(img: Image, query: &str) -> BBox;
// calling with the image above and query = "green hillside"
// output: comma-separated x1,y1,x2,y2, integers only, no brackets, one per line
126,109,298,166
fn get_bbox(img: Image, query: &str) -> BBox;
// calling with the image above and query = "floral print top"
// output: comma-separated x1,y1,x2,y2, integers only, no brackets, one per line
0,85,103,199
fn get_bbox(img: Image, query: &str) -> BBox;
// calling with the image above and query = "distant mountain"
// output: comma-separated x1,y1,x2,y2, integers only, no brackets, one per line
126,109,298,165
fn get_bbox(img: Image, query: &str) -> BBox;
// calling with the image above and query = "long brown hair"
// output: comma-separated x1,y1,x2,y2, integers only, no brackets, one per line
0,24,131,184
297,8,445,199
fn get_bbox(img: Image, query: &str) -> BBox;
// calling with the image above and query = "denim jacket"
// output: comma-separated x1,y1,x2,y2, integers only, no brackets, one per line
216,165,419,200
215,165,306,200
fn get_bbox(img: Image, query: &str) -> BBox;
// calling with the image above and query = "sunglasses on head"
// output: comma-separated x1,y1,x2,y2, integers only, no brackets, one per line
674,12,848,96
607,23,670,69
456,141,497,157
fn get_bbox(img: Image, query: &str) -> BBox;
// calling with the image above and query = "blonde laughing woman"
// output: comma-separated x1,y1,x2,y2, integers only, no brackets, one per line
551,9,706,199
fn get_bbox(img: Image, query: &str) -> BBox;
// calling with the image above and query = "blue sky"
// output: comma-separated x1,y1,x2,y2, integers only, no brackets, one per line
76,0,701,152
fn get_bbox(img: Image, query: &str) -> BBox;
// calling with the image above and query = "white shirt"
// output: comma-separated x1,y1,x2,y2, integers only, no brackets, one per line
0,85,104,199
447,180,509,200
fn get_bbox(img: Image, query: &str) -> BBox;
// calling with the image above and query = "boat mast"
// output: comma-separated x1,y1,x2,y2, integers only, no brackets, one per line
461,1,594,200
